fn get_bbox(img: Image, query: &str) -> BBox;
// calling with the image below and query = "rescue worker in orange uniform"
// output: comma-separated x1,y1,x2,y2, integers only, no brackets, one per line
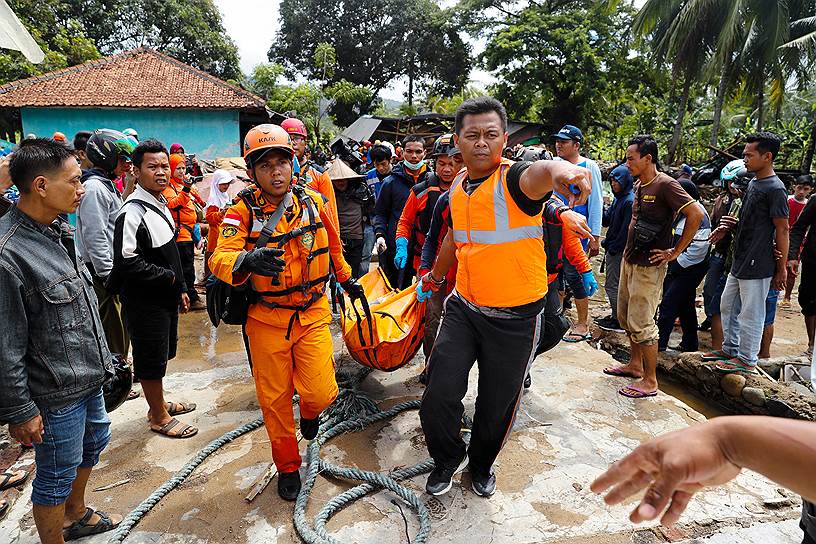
164,152,206,308
394,134,462,367
281,117,339,230
209,124,365,501
416,97,592,498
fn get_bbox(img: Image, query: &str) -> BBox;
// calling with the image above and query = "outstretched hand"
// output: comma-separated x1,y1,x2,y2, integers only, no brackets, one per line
591,421,741,527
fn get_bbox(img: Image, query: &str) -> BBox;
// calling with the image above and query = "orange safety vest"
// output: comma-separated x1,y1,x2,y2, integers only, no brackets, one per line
449,159,548,308
209,186,351,331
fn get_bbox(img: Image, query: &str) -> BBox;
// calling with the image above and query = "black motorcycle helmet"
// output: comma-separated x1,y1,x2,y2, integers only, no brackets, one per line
431,134,457,157
86,129,137,173
103,354,133,413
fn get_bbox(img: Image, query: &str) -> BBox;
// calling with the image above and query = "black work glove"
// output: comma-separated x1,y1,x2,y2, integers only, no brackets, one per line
240,248,285,277
340,277,365,302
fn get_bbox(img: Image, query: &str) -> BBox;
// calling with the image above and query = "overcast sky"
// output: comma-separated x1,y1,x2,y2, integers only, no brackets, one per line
213,0,645,102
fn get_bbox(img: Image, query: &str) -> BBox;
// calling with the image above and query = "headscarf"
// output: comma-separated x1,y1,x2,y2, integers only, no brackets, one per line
207,169,235,209
170,143,185,154
169,153,186,182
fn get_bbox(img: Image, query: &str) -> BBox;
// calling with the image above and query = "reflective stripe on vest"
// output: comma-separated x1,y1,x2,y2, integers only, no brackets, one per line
451,164,543,244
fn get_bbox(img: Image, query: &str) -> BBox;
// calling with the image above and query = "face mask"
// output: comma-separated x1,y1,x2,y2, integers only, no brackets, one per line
403,159,425,171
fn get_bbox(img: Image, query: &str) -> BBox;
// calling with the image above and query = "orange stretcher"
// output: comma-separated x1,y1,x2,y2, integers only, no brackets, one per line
340,268,426,372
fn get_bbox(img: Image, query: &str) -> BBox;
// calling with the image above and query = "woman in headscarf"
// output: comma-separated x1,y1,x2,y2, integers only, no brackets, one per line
204,169,236,278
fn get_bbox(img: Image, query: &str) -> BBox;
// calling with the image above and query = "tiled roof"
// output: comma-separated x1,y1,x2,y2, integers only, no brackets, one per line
0,48,266,110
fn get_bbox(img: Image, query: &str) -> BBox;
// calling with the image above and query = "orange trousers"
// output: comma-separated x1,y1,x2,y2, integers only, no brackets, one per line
245,315,338,473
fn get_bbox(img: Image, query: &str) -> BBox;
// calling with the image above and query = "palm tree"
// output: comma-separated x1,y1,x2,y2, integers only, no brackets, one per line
634,0,722,163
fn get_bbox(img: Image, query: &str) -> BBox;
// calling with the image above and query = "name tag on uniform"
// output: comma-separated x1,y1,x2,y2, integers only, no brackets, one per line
643,195,656,203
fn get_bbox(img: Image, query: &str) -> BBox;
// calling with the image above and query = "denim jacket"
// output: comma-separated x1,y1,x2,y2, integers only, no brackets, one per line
0,206,112,425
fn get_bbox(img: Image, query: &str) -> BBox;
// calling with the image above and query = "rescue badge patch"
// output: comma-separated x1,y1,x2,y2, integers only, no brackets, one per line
301,231,314,249
221,226,238,238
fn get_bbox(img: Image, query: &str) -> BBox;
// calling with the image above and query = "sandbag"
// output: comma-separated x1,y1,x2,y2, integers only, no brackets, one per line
341,268,426,372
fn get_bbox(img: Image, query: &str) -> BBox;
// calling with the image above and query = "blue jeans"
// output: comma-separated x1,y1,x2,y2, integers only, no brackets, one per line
31,388,111,506
720,274,772,366
561,258,588,299
360,224,374,278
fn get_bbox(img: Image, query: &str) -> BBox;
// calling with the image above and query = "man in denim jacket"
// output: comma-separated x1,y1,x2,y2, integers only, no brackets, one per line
0,139,122,542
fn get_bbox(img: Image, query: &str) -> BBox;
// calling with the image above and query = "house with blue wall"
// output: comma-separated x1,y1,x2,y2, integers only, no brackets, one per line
0,48,270,160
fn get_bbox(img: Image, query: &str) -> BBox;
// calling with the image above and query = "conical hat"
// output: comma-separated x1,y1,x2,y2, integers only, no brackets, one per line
326,159,364,181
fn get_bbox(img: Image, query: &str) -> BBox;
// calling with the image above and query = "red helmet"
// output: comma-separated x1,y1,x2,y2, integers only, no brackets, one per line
281,118,307,138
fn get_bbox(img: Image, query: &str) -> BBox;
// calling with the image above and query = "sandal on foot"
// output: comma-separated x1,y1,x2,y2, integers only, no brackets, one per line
563,331,592,343
603,367,642,379
701,350,730,361
166,401,196,416
127,389,140,401
0,469,28,491
150,418,198,439
618,385,657,399
63,507,122,541
714,358,757,374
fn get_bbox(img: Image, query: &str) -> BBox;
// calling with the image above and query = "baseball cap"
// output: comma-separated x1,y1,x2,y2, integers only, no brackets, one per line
552,125,584,143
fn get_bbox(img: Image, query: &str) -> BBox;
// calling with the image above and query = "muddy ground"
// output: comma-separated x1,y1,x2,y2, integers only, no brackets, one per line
0,263,811,543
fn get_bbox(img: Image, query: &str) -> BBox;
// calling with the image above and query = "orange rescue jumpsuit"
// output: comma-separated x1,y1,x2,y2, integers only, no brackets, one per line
209,186,352,473
297,162,340,232
163,178,205,243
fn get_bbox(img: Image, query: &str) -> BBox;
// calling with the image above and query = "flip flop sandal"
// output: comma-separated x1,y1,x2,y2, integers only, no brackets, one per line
603,367,642,379
63,507,121,541
0,469,28,491
151,418,198,439
563,331,592,343
714,359,757,374
127,389,140,401
618,385,658,399
701,350,730,361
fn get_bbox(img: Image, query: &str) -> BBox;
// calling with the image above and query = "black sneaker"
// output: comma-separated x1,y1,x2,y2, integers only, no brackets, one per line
523,374,532,389
300,415,320,440
425,455,468,496
471,468,497,497
698,317,712,332
597,316,624,333
418,368,428,385
278,470,301,501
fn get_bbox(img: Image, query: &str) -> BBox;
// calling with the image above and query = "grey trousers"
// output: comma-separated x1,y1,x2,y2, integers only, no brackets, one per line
422,288,445,360
604,251,623,317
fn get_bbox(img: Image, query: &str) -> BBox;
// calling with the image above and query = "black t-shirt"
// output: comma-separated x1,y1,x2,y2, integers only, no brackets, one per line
447,161,546,228
731,175,789,279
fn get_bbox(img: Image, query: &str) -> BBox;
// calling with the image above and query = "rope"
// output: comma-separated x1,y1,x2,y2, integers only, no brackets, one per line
106,417,264,543
106,365,468,544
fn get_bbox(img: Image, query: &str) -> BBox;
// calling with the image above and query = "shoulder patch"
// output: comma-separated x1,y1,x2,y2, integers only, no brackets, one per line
221,225,238,238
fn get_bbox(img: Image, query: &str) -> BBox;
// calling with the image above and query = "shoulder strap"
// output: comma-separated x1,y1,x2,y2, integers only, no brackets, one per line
125,200,175,233
254,191,293,249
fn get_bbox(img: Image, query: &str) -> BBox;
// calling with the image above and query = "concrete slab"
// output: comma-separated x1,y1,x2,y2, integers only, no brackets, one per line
0,311,803,543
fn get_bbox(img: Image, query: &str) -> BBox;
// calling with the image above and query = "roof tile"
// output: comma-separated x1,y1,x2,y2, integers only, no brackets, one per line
0,48,266,110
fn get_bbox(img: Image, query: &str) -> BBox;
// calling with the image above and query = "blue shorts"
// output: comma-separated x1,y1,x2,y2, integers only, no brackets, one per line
703,253,728,317
765,288,780,327
31,389,111,506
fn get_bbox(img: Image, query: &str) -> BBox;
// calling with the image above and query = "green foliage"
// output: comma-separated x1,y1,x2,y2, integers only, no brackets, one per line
313,43,336,79
2,0,240,83
272,0,471,112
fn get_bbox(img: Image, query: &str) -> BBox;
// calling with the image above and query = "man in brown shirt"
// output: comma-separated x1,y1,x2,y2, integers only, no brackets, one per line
603,135,703,398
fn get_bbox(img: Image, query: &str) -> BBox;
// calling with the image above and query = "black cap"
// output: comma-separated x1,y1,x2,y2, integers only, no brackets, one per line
552,125,584,143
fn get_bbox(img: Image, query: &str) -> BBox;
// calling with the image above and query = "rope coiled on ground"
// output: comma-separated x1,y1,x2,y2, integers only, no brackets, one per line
107,373,455,543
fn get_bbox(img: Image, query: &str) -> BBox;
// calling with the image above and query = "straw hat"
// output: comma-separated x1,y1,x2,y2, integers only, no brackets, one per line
326,159,364,181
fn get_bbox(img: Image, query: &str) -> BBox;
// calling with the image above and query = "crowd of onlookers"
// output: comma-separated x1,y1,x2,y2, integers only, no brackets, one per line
1,119,816,541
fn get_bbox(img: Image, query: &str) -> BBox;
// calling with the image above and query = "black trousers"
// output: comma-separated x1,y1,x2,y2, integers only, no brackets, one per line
657,260,708,351
537,281,570,356
122,296,179,381
379,246,415,290
177,241,199,302
342,237,364,279
420,294,541,475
